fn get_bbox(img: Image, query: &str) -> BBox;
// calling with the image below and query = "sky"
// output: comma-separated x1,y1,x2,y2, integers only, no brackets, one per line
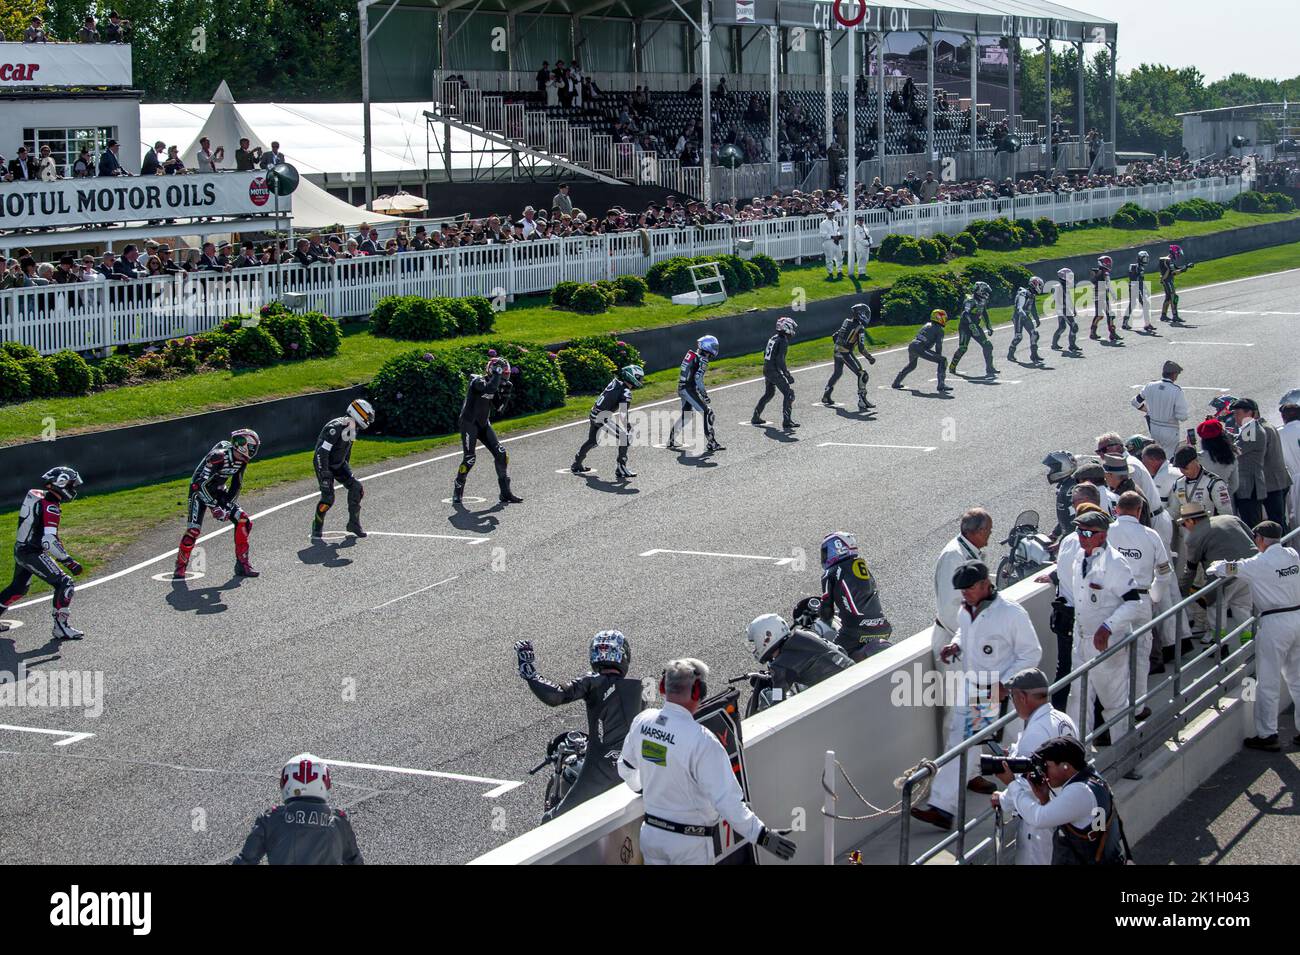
1070,0,1299,82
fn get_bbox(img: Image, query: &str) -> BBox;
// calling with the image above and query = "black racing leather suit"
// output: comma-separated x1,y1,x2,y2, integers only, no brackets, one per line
455,368,514,497
1158,255,1188,321
754,333,796,422
949,294,994,375
575,377,633,468
669,348,716,445
177,441,250,572
823,318,876,407
768,628,853,695
894,320,946,388
522,670,645,820
231,797,364,865
313,416,363,529
820,556,893,659
0,489,77,613
1089,264,1118,339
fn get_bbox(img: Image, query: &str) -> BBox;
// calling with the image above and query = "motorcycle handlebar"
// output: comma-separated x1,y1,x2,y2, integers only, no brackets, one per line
527,756,553,775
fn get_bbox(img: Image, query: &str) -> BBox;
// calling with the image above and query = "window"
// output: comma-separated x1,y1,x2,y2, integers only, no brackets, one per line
23,126,116,177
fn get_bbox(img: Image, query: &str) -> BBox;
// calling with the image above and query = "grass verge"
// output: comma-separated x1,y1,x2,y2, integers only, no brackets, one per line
1,209,1295,446
2,238,1295,599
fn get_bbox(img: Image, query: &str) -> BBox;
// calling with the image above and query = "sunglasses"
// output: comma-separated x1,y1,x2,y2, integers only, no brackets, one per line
1078,528,1105,539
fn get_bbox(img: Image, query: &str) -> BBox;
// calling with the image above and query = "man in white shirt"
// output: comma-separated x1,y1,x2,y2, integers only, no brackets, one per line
1141,443,1192,655
991,668,1077,865
1279,393,1300,528
1106,491,1174,711
850,217,872,278
1131,361,1189,457
1038,483,1104,710
1208,521,1300,751
618,658,796,864
1068,508,1144,744
1095,431,1160,513
912,560,1042,830
819,209,843,280
933,508,993,741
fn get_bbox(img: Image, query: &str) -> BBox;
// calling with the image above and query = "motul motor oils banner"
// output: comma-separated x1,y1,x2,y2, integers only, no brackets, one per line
0,41,132,87
0,173,289,230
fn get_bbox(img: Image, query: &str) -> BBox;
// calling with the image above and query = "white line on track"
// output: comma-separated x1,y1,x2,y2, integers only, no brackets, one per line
323,757,522,798
818,442,937,451
0,724,95,747
321,530,490,545
9,266,1296,611
639,548,796,566
370,575,458,611
1167,341,1254,346
1129,384,1229,391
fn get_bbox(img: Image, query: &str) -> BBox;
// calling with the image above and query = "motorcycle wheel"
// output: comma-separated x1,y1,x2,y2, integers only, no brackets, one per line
995,555,1019,589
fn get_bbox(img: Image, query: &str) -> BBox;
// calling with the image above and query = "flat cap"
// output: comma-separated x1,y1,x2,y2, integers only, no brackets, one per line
1228,397,1259,413
1004,668,1050,691
1254,520,1284,540
1074,509,1111,530
951,560,989,589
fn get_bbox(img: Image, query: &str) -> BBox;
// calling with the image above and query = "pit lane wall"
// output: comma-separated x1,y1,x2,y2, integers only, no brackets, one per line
471,575,1061,865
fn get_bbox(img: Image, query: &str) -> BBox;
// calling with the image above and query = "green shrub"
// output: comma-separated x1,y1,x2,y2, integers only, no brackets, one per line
443,298,480,337
303,312,343,357
595,280,625,304
752,254,781,286
206,347,232,370
1252,191,1296,213
931,232,953,252
0,353,32,403
391,298,456,340
1014,218,1042,247
193,330,234,362
133,352,167,379
995,263,1035,296
1230,190,1262,213
919,237,946,264
877,233,906,262
1034,217,1059,244
17,356,59,396
368,349,467,437
230,325,283,366
161,338,199,372
960,263,1014,304
569,283,611,314
967,217,1023,250
646,256,692,295
1110,202,1157,230
880,272,963,325
891,236,926,266
615,274,649,304
48,350,92,395
370,295,404,335
1157,210,1175,226
463,296,496,333
261,312,314,358
88,365,105,391
566,334,642,368
0,341,41,363
99,354,133,384
551,281,581,308
743,261,765,288
556,347,618,393
951,231,978,256
1165,198,1224,222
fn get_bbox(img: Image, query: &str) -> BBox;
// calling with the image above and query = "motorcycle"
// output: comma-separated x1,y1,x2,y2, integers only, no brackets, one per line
528,730,587,816
996,509,1054,589
728,671,808,718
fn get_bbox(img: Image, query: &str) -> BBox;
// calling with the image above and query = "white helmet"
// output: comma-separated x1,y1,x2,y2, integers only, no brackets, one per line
1098,255,1113,269
776,316,798,337
1042,450,1077,484
1137,250,1150,264
1057,267,1073,282
746,613,791,664
348,398,375,430
280,753,332,802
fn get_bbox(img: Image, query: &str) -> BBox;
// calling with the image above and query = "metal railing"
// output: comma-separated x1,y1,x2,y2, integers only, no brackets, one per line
0,176,1245,355
896,524,1298,865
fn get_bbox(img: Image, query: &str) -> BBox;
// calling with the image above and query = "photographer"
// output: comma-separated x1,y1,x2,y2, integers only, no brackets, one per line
990,669,1077,865
997,736,1131,865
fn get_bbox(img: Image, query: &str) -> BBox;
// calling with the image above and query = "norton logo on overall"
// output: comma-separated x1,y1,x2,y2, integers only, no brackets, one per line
49,885,152,936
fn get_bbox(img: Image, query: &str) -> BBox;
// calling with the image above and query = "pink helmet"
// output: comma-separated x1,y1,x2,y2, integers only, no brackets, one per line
1169,244,1182,258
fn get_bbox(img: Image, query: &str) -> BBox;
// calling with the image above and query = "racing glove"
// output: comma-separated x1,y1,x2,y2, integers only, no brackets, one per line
515,640,537,680
64,559,84,576
757,827,797,861
211,506,229,521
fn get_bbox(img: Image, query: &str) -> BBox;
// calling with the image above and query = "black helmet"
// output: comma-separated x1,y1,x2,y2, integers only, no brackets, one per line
42,466,83,501
850,302,871,325
792,596,823,629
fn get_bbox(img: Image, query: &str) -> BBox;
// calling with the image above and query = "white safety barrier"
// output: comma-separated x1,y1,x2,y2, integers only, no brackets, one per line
470,575,1056,865
0,176,1244,355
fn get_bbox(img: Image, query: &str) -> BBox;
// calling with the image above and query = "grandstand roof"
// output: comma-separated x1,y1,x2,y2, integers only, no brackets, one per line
362,0,1115,40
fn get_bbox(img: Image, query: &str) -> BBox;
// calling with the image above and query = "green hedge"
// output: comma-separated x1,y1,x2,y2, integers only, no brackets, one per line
880,273,964,325
564,334,642,369
231,325,283,366
1231,190,1295,214
557,347,617,393
370,294,494,340
0,353,31,402
646,254,778,297
1110,202,1159,230
1034,217,1060,245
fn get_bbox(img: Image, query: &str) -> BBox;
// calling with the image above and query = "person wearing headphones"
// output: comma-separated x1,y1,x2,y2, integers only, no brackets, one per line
1050,267,1080,354
821,303,877,413
618,657,797,864
892,309,951,393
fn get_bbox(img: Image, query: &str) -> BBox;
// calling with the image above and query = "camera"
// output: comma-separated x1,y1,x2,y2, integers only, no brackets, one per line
980,753,1045,783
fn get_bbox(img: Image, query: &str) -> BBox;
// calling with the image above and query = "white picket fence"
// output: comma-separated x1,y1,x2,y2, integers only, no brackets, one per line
0,176,1245,355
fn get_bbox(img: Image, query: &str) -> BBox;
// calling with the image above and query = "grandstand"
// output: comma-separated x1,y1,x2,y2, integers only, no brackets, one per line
358,0,1117,206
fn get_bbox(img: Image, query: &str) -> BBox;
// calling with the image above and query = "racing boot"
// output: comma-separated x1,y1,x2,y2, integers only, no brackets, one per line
1029,346,1043,364
947,356,960,374
750,411,765,425
310,514,325,540
499,480,524,505
570,459,592,474
705,439,726,453
857,395,874,412
452,479,466,504
345,515,367,538
235,557,260,577
52,610,83,641
820,390,835,407
1007,345,1017,362
783,418,800,430
615,461,636,481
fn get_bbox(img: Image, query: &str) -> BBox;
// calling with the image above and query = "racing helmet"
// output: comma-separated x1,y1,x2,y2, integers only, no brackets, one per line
347,398,375,430
1098,255,1113,270
1169,243,1183,260
1041,450,1077,485
1028,276,1045,294
792,596,823,630
590,630,631,677
1280,389,1300,410
280,753,332,802
619,364,646,389
820,530,858,569
1126,434,1153,457
485,354,510,376
850,302,871,325
42,466,83,502
1209,394,1238,418
972,281,992,301
746,614,792,665
930,309,948,326
230,428,261,461
697,335,720,358
1137,250,1150,264
1057,267,1073,282
776,316,798,337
